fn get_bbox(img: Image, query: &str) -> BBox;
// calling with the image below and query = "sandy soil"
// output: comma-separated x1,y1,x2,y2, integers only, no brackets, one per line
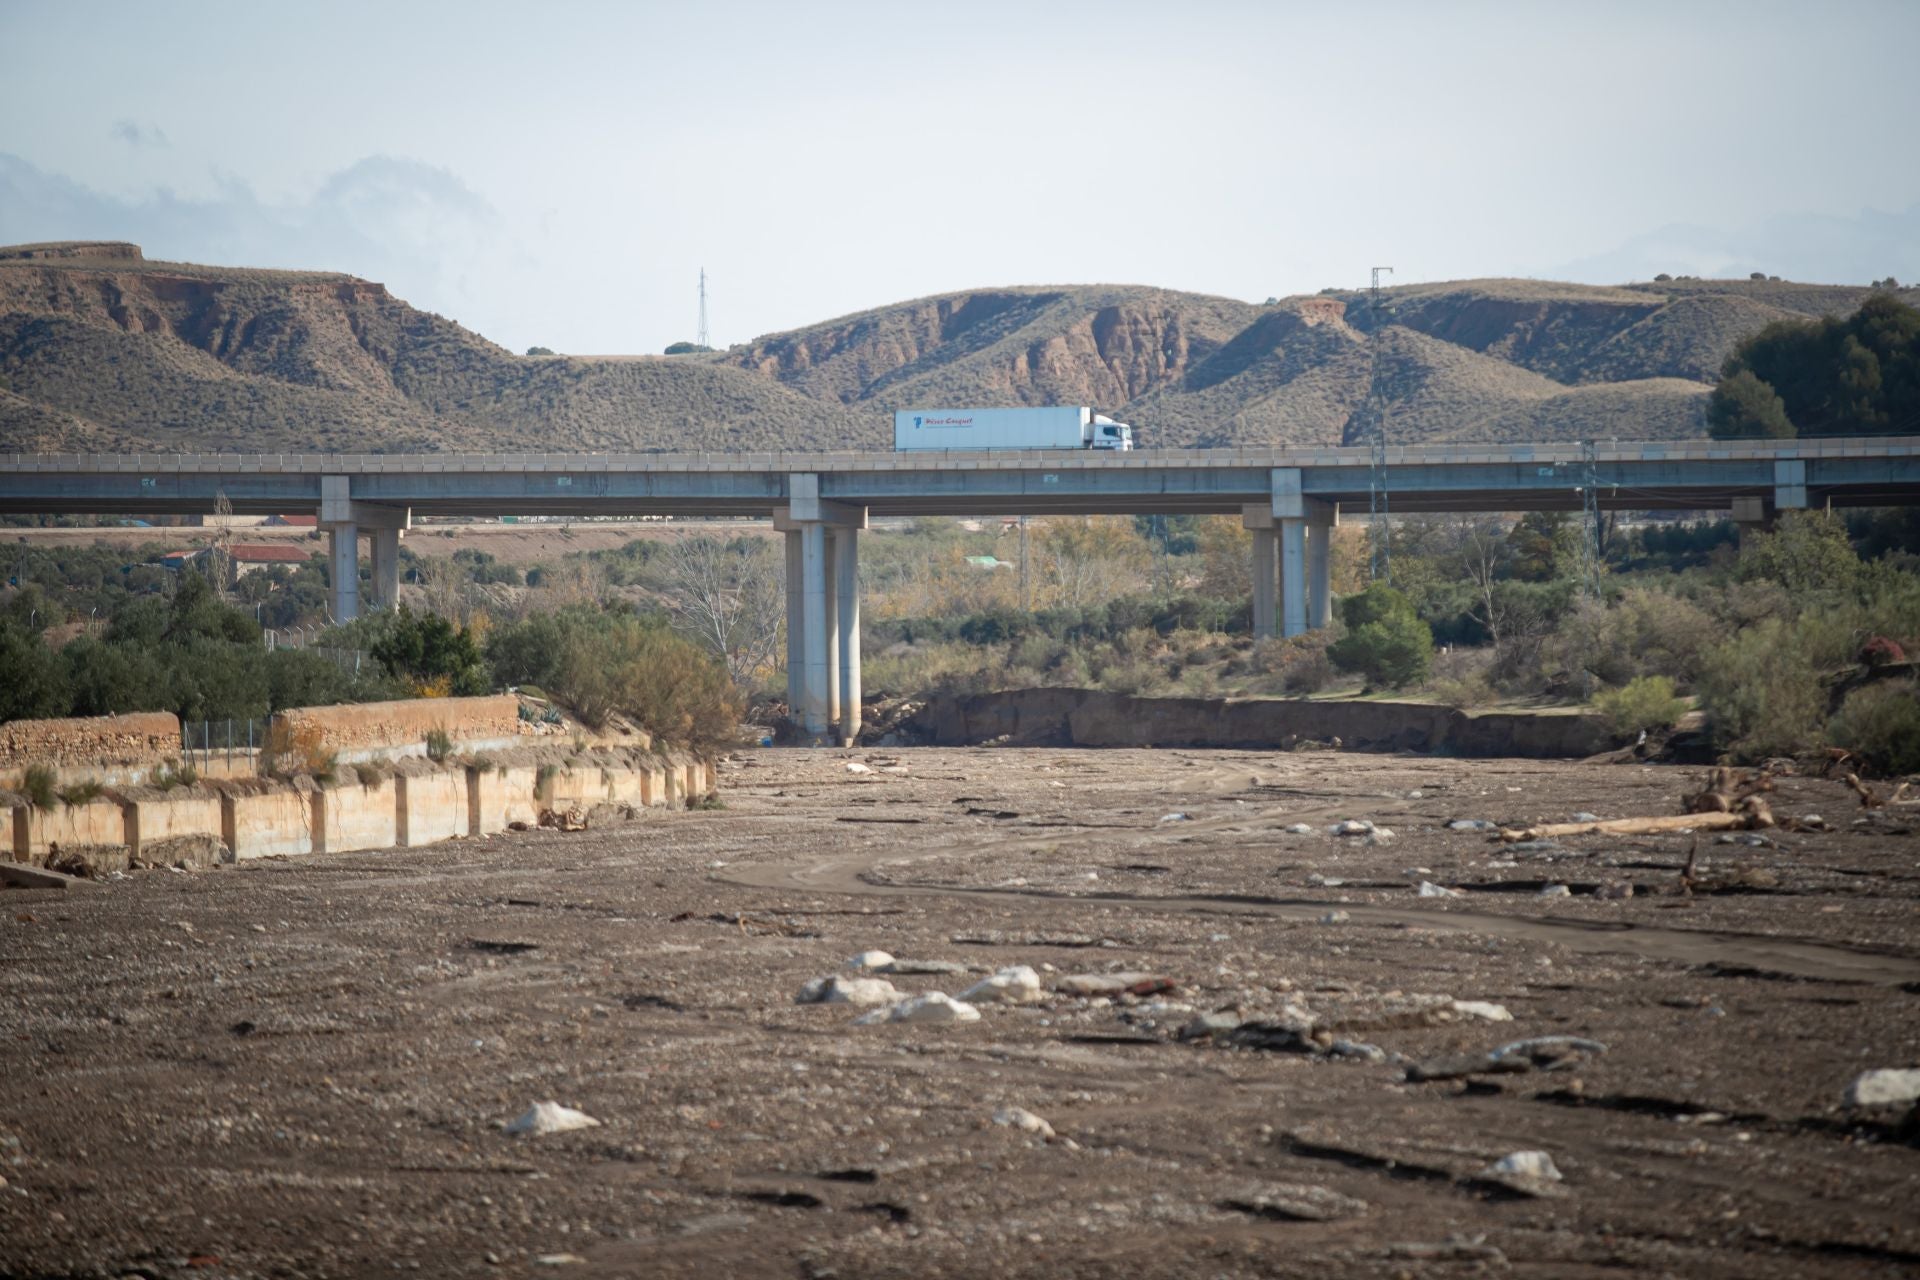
2,748,1917,1279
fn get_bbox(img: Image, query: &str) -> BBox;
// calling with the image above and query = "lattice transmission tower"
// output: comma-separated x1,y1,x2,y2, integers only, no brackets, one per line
697,268,710,350
1366,266,1394,582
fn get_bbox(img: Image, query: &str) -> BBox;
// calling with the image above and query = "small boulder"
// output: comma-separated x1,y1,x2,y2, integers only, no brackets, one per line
847,950,895,971
1844,1068,1920,1108
1417,881,1462,899
959,965,1043,1005
991,1106,1055,1139
505,1102,601,1137
796,975,903,1007
854,991,982,1025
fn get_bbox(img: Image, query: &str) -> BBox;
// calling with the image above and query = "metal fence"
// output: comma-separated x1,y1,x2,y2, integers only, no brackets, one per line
182,717,265,766
265,627,368,674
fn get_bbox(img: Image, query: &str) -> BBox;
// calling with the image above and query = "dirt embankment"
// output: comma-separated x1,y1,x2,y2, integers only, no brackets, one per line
901,688,1612,758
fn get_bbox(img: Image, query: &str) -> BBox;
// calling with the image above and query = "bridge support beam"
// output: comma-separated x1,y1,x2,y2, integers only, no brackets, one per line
1245,512,1278,641
776,480,867,745
326,521,360,623
1308,503,1335,630
369,527,401,610
834,526,862,744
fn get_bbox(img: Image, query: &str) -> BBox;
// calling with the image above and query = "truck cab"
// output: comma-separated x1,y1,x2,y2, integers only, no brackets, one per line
1090,415,1134,450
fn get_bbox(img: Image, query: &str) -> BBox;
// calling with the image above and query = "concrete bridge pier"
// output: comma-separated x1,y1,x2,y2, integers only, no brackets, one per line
319,475,410,623
777,476,867,745
1308,503,1335,630
1247,475,1333,639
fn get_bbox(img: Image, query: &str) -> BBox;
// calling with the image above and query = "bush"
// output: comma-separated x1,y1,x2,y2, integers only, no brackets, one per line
22,763,56,810
425,728,453,762
1327,586,1433,689
1429,673,1498,709
1696,619,1828,762
353,762,385,787
152,760,198,790
1828,680,1920,776
56,780,104,807
0,620,71,721
264,718,337,781
1592,675,1690,737
546,611,744,752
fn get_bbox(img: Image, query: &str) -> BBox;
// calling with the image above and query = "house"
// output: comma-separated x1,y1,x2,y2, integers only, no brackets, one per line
227,544,313,580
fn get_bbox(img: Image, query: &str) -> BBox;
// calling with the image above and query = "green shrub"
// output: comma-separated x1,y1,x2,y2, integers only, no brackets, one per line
152,760,198,790
1592,675,1690,737
1696,619,1828,762
1327,586,1433,689
1429,673,1498,709
56,779,104,807
353,762,384,787
22,763,56,810
425,728,453,762
1828,680,1920,776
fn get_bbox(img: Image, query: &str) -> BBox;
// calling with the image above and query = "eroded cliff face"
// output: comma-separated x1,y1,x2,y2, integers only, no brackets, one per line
727,288,1256,412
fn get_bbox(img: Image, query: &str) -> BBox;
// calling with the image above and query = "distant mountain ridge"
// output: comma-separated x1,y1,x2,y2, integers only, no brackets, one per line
0,241,1883,455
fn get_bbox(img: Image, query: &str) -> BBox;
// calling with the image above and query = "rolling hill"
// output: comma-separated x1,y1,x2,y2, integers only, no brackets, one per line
0,241,1884,455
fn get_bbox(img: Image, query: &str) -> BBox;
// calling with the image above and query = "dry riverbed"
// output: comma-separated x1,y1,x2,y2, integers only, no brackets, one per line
2,748,1918,1279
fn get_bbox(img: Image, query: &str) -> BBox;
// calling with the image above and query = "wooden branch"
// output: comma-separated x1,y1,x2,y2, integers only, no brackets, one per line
1498,812,1748,842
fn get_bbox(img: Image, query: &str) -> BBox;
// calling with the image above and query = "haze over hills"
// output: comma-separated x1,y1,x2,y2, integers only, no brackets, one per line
0,241,1886,456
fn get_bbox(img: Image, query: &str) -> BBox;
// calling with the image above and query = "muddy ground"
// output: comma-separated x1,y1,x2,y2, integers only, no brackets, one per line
2,748,1918,1279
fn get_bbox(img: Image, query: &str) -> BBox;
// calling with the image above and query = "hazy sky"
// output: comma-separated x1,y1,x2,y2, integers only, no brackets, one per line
3,0,1916,355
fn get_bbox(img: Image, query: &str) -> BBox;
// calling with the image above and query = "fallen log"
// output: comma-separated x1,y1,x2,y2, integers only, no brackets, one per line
1497,812,1749,842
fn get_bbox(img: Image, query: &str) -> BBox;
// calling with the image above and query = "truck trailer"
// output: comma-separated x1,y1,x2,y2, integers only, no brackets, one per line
892,406,1135,451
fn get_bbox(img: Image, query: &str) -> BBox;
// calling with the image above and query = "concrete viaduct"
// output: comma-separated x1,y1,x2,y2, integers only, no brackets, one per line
5,436,1917,742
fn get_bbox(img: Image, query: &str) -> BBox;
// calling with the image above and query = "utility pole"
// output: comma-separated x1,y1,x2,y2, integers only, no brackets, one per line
1018,515,1030,611
1577,439,1604,602
1366,266,1394,583
697,267,710,349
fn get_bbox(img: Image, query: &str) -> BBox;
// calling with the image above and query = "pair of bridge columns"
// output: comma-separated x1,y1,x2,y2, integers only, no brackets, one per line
1244,469,1336,639
778,477,866,745
320,475,407,622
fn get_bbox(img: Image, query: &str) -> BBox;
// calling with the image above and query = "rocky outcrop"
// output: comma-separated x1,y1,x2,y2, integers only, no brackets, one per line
902,688,1611,759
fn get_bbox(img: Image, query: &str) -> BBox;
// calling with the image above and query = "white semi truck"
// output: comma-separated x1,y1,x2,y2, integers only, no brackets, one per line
893,406,1135,451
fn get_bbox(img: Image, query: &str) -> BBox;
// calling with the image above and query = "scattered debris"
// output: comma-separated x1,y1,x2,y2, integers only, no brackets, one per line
1482,1150,1562,1181
1408,1035,1608,1082
1447,819,1495,832
1500,811,1751,842
958,965,1043,1005
0,863,97,890
505,1102,601,1136
1844,1068,1920,1108
1844,773,1911,809
991,1106,1055,1140
795,975,903,1007
1596,880,1635,900
1219,1182,1369,1222
537,806,588,832
469,939,539,956
1057,972,1176,997
854,992,982,1025
1159,812,1190,823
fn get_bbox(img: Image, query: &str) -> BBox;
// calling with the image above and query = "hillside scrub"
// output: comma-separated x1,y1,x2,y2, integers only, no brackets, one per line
1327,586,1434,689
1709,292,1920,439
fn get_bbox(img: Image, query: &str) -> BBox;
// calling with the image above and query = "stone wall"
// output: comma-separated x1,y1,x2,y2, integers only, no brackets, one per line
904,689,1612,759
395,770,465,848
0,712,180,771
10,798,128,861
468,765,540,836
274,696,522,763
313,777,397,855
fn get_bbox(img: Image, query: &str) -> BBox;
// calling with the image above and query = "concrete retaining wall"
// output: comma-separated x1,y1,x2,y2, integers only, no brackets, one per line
396,770,466,848
468,765,540,836
122,790,223,860
314,777,397,855
10,798,127,860
223,786,315,860
904,689,1613,759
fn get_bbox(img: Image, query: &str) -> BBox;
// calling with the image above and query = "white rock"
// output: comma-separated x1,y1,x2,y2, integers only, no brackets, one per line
1319,910,1352,925
854,991,983,1025
1482,1150,1562,1181
1417,881,1462,899
1329,819,1375,837
959,965,1043,1005
1571,812,1602,824
1448,819,1495,832
1844,1067,1920,1108
1538,883,1572,897
1283,823,1316,835
847,949,895,971
992,1106,1055,1139
1451,1000,1514,1022
1365,828,1396,846
1159,812,1190,823
505,1102,601,1137
796,975,903,1006
844,761,873,774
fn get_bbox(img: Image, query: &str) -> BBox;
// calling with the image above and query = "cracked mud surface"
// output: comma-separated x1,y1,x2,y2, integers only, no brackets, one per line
3,748,1918,1278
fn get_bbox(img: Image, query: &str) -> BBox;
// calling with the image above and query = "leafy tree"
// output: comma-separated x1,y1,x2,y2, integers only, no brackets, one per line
60,637,167,717
1707,369,1795,439
663,341,714,355
1327,585,1433,688
1736,510,1861,595
1504,513,1576,582
525,346,556,356
367,605,488,695
0,620,71,720
1711,293,1920,438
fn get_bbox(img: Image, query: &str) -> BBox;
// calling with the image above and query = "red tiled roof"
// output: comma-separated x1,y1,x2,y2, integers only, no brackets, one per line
229,544,312,564
274,514,318,527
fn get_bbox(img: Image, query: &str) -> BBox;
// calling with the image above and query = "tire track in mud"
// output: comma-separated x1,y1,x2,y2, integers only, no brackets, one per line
714,838,1920,986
